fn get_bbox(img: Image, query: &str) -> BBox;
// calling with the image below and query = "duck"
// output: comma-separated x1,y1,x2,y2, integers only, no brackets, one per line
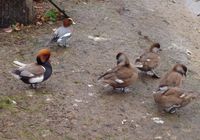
158,64,187,90
98,52,138,92
135,43,161,78
153,87,196,114
11,49,52,88
49,18,75,47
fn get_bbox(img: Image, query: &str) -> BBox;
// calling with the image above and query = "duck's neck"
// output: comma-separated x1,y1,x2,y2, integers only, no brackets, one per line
176,71,185,76
36,57,43,65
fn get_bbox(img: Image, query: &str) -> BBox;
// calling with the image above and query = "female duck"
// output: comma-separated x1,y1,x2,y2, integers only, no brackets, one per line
98,52,138,92
153,87,196,114
159,64,187,90
135,43,161,78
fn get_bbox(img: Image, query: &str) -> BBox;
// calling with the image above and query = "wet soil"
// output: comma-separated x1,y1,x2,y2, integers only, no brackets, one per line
0,0,200,139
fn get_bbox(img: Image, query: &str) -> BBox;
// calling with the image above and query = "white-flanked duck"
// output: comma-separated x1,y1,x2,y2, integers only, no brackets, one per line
135,43,161,78
11,49,52,88
50,18,75,47
98,52,138,92
159,64,187,90
153,87,196,114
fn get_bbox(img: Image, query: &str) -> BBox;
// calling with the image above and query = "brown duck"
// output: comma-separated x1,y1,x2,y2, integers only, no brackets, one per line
153,87,196,113
135,43,161,78
159,64,187,90
98,52,138,92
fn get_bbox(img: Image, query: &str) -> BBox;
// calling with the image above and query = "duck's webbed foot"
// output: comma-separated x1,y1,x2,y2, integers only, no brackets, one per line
30,84,38,89
146,70,160,79
164,105,180,114
117,87,130,93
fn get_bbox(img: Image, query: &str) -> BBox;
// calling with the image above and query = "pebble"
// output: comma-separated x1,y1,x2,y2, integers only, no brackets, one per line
75,99,82,103
151,117,164,124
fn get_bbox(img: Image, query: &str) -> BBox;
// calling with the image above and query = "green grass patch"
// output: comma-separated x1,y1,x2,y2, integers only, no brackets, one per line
44,9,58,22
0,96,15,109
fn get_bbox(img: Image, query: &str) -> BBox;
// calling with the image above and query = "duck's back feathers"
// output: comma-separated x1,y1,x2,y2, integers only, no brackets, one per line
51,27,72,42
11,62,45,84
136,52,160,71
98,64,138,88
159,71,183,88
153,87,196,113
13,61,26,67
159,64,187,88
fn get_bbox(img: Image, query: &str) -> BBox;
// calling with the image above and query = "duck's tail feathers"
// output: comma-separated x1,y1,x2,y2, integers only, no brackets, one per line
97,73,107,81
10,70,21,79
13,61,26,67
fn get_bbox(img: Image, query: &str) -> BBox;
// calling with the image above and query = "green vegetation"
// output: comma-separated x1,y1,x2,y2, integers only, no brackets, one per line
0,96,15,109
44,9,58,22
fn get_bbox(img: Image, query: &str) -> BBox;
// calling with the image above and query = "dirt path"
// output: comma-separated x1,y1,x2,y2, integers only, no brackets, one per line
0,0,200,139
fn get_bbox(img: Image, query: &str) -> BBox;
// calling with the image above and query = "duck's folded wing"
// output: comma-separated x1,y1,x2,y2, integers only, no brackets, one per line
57,33,72,43
51,28,59,42
115,66,134,79
140,53,159,64
160,95,183,108
98,66,120,80
23,64,45,76
15,63,45,78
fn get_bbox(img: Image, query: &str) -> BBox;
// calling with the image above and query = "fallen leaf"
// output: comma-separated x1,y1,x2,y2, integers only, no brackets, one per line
3,27,13,33
36,21,43,26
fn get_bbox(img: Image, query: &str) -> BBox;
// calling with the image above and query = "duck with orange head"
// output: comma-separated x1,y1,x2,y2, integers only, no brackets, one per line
11,49,52,88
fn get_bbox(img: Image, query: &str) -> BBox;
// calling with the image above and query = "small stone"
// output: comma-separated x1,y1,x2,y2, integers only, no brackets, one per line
154,136,162,140
75,99,82,103
186,49,192,56
88,84,93,87
88,93,94,96
121,119,127,125
11,100,17,105
46,98,52,101
151,117,164,124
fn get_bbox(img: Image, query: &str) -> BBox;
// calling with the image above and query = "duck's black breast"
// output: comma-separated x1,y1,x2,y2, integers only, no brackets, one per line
42,61,52,81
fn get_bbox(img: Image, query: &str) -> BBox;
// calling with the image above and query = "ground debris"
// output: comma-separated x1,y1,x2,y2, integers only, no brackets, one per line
121,119,127,125
186,49,192,56
154,136,162,140
88,84,93,87
151,117,164,124
74,99,83,103
88,35,109,42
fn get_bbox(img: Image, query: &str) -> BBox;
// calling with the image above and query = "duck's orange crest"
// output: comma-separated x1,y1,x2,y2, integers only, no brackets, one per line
37,49,51,63
37,49,51,56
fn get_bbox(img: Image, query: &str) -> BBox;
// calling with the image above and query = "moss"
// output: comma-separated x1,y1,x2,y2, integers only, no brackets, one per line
18,129,36,140
44,9,59,22
0,96,15,110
